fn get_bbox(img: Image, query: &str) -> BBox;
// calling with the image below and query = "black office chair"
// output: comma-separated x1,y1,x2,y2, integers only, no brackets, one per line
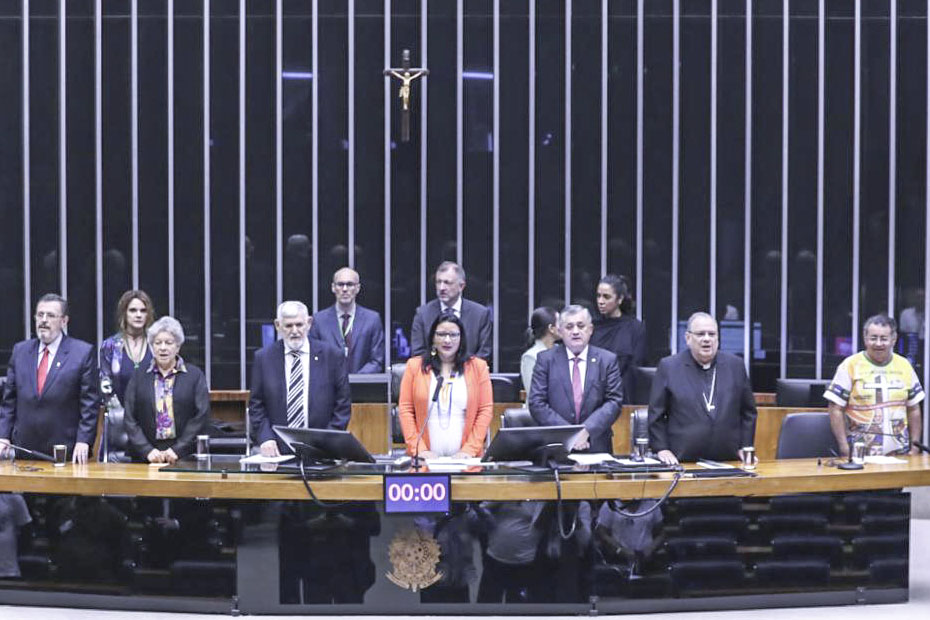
772,533,844,567
500,407,536,428
632,367,656,406
669,559,746,592
775,412,839,459
768,494,835,516
490,375,519,403
665,535,738,561
389,363,407,445
757,513,829,536
775,378,830,407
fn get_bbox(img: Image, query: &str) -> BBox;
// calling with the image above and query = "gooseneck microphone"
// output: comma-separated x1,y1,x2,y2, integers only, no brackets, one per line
413,375,444,471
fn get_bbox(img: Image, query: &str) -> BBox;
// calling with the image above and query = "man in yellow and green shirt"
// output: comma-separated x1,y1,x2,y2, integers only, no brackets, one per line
824,315,924,457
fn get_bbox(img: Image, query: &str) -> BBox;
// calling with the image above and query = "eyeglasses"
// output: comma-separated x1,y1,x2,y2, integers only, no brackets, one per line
35,312,61,320
687,330,718,339
435,332,461,340
866,336,892,344
333,281,359,289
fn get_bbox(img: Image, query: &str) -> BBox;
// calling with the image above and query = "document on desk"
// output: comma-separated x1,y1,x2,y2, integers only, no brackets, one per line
568,453,617,465
864,455,908,464
424,457,483,472
239,454,295,464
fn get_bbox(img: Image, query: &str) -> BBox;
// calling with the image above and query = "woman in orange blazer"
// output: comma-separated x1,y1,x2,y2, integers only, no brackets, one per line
398,314,493,458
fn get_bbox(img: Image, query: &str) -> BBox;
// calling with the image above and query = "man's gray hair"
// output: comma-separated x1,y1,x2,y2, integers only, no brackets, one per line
147,316,185,346
686,311,717,332
863,314,897,337
37,293,69,317
436,261,466,283
277,300,310,321
558,305,592,327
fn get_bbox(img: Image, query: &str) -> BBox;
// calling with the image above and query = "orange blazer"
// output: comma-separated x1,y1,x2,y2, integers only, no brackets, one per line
398,356,494,457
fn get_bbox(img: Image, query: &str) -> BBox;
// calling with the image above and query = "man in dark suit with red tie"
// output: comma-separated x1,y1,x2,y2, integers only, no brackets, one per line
249,301,351,457
309,267,385,374
528,305,623,453
0,294,99,463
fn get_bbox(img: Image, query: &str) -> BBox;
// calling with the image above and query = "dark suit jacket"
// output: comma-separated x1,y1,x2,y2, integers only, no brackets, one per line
410,298,492,360
122,363,210,462
309,304,385,374
0,335,99,458
528,344,623,453
648,350,757,462
248,338,352,450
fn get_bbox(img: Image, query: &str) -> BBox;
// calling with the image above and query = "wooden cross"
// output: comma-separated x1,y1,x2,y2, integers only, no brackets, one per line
384,49,429,143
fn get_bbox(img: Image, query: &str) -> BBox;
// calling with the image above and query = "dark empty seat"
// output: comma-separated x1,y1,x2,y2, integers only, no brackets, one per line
843,494,910,521
501,407,536,429
772,534,844,567
852,534,909,569
775,378,830,407
170,559,236,597
678,515,749,537
665,535,737,561
669,559,745,592
861,514,909,534
674,497,743,517
775,412,838,459
769,494,834,516
632,367,656,406
490,375,519,403
755,559,831,586
389,363,407,443
757,514,829,536
868,557,908,585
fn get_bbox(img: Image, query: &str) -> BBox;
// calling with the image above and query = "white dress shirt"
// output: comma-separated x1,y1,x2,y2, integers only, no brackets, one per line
566,345,589,387
37,333,64,369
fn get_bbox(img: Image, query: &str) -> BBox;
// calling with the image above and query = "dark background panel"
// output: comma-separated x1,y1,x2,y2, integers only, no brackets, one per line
606,0,637,311
497,0,530,373
317,0,349,310
533,0,566,310
568,0,602,310
0,7,25,353
641,1,673,363
389,0,422,365
174,4,206,370
786,7,819,377
65,3,97,344
209,0,242,388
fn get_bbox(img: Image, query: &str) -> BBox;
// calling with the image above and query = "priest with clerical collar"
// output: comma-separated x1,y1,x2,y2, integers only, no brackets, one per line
647,312,757,465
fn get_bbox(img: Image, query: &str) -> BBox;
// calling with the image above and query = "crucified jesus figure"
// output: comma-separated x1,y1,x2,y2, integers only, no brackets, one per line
384,49,429,142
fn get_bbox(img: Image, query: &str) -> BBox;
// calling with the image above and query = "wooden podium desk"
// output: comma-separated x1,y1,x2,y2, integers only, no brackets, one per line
1,456,929,501
0,458,926,616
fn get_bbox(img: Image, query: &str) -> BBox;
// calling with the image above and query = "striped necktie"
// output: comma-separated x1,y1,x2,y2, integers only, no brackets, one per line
286,349,305,428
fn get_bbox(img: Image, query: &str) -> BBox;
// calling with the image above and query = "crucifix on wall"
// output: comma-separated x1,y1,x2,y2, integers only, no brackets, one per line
384,49,429,143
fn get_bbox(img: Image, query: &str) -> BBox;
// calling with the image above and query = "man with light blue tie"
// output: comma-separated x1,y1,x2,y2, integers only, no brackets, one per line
309,267,385,374
528,305,623,454
249,301,351,456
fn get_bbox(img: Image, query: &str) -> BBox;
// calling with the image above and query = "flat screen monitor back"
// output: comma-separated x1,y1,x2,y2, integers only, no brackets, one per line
272,426,375,463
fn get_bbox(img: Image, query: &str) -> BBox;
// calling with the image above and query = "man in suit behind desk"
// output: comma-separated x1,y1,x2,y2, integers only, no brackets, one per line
309,267,384,374
0,293,99,463
249,301,351,457
410,261,492,360
528,305,623,453
648,311,757,464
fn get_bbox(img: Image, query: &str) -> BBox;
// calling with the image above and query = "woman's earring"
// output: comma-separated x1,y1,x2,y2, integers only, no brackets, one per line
431,347,437,357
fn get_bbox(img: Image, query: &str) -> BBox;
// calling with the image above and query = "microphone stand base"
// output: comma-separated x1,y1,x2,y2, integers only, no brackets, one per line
837,462,864,470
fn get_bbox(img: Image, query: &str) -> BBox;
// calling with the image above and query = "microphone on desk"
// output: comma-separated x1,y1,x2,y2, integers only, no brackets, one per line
836,432,921,470
413,375,444,471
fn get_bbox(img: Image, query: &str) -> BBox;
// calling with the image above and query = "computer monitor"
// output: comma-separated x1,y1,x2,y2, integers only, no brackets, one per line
482,425,585,466
775,378,830,408
272,426,375,464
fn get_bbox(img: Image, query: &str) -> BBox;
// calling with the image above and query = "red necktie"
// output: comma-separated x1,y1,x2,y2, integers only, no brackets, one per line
572,356,583,423
37,347,50,395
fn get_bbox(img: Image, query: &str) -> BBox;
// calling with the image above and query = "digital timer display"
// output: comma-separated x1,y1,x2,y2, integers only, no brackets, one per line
383,474,451,514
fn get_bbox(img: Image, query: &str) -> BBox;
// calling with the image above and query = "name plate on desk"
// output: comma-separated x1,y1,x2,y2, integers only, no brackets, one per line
383,474,450,514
